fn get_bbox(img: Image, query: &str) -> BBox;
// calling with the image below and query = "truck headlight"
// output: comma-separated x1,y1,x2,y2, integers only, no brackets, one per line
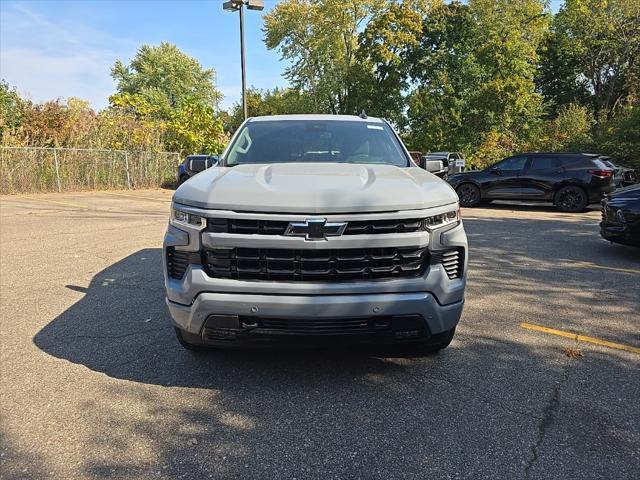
171,207,206,229
423,209,461,230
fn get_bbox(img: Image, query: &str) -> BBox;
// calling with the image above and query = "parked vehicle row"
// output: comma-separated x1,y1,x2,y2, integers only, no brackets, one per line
447,152,617,212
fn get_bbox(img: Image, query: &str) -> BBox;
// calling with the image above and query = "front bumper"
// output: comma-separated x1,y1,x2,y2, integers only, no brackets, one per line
167,292,464,346
163,206,468,346
600,222,640,246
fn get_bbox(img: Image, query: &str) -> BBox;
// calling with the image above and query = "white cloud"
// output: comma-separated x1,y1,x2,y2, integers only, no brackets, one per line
0,47,116,109
0,2,136,110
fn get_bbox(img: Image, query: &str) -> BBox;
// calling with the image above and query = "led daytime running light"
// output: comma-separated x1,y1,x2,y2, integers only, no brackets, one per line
171,208,206,229
423,209,460,229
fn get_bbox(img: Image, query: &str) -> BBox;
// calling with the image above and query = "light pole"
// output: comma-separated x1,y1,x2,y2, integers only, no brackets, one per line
223,0,264,120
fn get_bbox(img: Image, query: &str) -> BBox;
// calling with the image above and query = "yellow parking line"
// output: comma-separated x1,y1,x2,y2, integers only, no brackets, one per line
5,196,89,209
520,322,640,355
101,191,171,203
570,261,639,275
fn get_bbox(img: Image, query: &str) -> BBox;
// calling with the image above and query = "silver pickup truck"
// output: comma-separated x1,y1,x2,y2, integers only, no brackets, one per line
164,114,468,352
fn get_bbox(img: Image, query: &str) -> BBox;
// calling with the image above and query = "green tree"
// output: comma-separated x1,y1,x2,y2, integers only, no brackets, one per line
0,80,25,143
527,103,594,151
110,42,222,119
406,0,549,159
223,87,315,133
353,0,427,125
539,0,640,118
166,99,226,155
264,0,379,114
592,105,640,169
405,1,478,150
264,0,426,118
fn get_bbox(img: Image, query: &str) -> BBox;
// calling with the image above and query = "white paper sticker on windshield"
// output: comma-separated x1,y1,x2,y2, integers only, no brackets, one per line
367,125,384,130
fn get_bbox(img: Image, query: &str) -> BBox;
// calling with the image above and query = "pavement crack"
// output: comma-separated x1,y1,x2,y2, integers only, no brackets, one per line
422,374,543,421
524,367,571,479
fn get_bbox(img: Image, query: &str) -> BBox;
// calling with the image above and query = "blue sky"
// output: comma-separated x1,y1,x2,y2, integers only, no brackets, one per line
0,0,287,110
0,0,564,112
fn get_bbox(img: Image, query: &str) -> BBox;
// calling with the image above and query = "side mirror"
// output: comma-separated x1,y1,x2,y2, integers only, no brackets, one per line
489,167,501,176
189,158,207,173
425,160,444,173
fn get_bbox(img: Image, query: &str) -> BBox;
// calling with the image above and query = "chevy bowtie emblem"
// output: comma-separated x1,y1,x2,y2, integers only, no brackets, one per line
284,218,348,241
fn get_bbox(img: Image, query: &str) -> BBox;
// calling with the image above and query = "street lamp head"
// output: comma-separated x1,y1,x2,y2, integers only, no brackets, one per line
223,0,263,11
247,0,264,11
222,0,242,11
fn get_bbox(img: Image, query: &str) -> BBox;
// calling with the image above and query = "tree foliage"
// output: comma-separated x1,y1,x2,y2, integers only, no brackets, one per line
3,2,640,170
406,0,549,163
0,80,25,142
223,87,315,133
264,0,427,118
110,42,222,119
539,0,640,118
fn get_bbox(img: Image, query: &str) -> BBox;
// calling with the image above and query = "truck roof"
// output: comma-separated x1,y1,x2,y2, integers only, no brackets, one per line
248,114,384,123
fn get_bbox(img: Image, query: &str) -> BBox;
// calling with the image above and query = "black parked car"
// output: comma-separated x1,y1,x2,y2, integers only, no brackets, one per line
448,153,615,212
177,155,218,185
600,184,640,246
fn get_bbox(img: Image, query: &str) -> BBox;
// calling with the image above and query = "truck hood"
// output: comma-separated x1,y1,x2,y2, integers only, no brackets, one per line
173,163,458,213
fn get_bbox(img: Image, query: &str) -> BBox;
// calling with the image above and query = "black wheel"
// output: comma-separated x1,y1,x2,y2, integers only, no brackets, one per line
174,327,209,351
555,185,588,212
456,183,481,207
178,174,190,186
410,328,456,355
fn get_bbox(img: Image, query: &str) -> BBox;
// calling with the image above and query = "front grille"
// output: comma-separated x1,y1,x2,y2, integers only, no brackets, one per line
255,316,386,335
202,246,429,281
207,218,424,235
166,247,190,279
431,248,464,279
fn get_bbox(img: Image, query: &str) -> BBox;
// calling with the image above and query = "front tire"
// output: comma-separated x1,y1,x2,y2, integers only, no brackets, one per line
456,183,481,207
555,185,588,212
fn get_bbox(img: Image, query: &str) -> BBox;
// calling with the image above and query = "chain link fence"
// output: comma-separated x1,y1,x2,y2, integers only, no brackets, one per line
0,147,181,194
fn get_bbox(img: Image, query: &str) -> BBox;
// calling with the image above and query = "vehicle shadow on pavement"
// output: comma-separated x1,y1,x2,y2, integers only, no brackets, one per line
33,248,413,388
30,246,640,479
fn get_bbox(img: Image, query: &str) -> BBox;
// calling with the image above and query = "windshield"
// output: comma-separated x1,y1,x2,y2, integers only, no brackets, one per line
225,120,409,167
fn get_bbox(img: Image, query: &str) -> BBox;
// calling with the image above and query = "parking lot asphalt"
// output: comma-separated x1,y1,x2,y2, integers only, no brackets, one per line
1,190,638,480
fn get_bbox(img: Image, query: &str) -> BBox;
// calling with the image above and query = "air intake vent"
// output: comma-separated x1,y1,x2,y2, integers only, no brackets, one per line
431,248,464,279
166,247,193,280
